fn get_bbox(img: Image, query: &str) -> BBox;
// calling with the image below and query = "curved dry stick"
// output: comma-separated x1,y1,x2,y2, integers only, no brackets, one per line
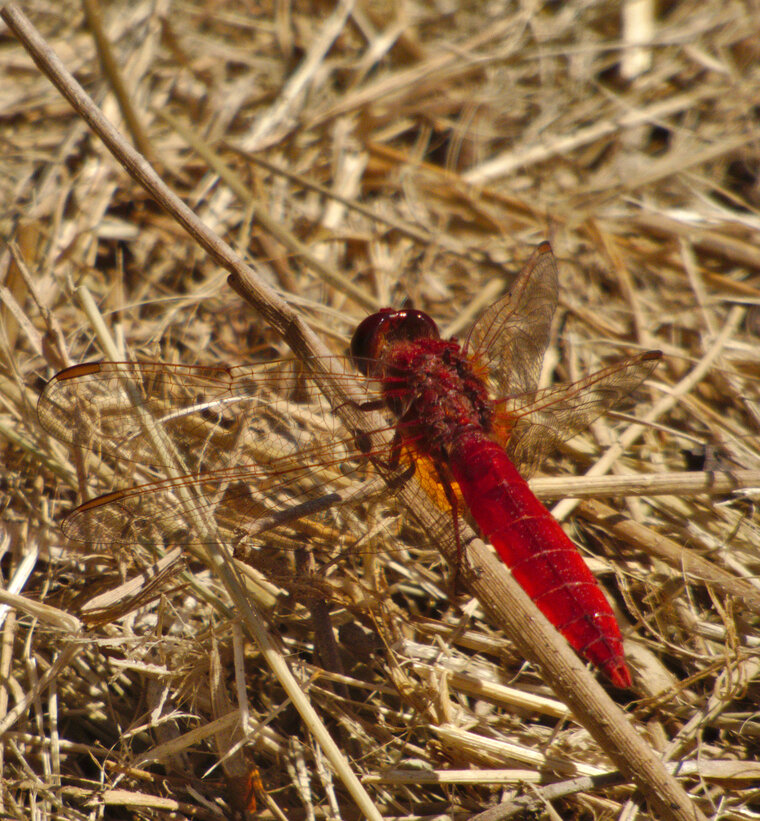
0,5,707,820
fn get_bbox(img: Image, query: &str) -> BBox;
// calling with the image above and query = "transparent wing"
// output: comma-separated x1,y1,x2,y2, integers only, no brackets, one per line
38,360,410,549
498,351,662,475
464,242,558,397
39,360,357,472
37,336,660,552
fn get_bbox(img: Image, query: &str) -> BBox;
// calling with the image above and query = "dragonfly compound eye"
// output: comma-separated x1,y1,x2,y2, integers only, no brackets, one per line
350,308,440,375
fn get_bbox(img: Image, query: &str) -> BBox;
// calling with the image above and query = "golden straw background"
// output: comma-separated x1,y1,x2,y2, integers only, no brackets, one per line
1,2,759,819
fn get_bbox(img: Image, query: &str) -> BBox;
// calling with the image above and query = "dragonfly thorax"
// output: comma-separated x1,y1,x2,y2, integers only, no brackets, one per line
380,335,495,460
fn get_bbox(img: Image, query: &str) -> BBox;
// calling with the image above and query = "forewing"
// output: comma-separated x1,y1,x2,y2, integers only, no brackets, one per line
499,351,662,475
38,361,398,549
464,242,559,397
38,359,388,470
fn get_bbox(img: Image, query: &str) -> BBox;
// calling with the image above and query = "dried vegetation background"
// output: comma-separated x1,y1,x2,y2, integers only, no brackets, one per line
2,0,760,819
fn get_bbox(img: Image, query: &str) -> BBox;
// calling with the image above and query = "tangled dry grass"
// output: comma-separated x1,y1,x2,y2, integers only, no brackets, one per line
2,1,760,819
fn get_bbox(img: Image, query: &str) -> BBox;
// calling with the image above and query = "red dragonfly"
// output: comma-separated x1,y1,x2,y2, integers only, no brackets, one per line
39,243,660,688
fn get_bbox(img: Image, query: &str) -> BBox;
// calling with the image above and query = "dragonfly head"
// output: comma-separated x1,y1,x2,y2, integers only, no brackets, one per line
350,308,440,376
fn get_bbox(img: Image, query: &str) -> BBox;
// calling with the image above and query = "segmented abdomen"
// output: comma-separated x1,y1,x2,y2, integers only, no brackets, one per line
449,430,630,688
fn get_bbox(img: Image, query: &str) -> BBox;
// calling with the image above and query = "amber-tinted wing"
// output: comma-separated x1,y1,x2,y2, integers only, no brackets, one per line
38,360,402,548
497,351,662,475
464,242,559,397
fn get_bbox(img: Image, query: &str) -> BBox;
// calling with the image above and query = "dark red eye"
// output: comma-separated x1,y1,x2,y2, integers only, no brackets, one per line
350,309,439,374
350,309,394,371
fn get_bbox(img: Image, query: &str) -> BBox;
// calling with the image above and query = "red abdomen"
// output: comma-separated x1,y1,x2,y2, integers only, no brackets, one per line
449,430,631,688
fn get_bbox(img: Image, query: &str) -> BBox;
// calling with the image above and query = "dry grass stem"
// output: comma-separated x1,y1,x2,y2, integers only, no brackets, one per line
2,1,759,819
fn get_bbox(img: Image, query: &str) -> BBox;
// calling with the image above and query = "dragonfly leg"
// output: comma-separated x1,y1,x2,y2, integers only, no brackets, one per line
388,425,404,469
386,423,423,490
357,399,387,412
366,425,417,487
349,415,418,498
434,465,469,596
336,396,386,413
